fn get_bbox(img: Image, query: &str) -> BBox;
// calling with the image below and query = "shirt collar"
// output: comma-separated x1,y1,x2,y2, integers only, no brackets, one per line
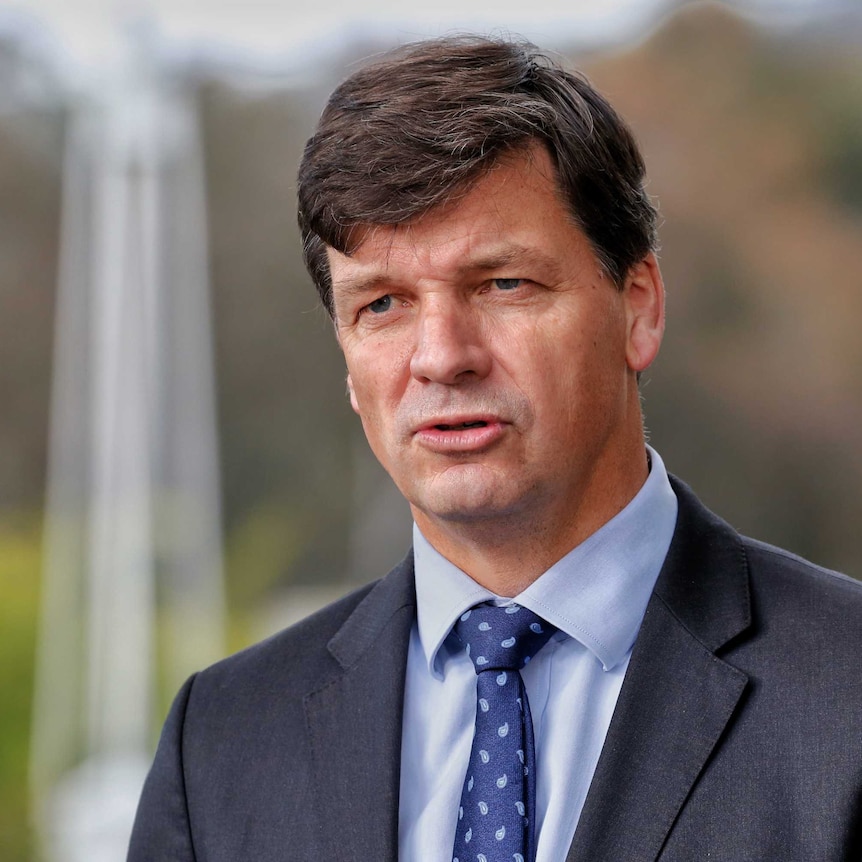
413,445,678,678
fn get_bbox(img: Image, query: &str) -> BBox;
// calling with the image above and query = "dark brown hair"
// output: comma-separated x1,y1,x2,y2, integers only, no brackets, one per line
297,36,657,314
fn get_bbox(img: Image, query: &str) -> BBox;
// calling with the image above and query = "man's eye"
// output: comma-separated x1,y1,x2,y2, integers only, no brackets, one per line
493,278,522,291
366,295,393,314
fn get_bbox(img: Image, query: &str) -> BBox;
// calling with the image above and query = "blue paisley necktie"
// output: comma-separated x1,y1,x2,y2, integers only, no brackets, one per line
452,603,558,862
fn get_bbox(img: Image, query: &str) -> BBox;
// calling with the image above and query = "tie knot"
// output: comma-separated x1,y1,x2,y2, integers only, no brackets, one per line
453,603,557,674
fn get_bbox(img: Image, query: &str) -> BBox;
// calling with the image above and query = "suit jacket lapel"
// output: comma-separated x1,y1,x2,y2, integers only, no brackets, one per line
567,478,752,862
303,554,416,861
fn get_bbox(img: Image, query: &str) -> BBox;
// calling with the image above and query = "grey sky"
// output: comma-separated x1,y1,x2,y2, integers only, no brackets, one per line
2,0,831,76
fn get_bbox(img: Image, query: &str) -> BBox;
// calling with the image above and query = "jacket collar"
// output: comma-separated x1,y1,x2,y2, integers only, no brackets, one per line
303,553,416,861
567,476,752,861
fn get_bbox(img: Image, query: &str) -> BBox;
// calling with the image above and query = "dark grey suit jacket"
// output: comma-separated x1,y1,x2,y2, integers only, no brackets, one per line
128,479,862,860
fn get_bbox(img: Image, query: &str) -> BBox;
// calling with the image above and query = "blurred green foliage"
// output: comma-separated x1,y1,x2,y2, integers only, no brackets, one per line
223,502,308,611
0,515,40,861
819,73,862,213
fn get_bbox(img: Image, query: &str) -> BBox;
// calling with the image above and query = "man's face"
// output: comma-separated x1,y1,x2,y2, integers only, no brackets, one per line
329,146,663,544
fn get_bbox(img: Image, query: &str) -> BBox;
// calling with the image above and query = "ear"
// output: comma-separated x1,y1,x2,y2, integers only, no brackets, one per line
623,252,665,373
346,373,360,413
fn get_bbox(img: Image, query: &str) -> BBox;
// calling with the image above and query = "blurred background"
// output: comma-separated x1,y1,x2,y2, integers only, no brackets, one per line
0,0,860,858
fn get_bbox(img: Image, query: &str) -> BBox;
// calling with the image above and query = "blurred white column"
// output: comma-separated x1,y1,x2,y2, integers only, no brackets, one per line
31,27,225,862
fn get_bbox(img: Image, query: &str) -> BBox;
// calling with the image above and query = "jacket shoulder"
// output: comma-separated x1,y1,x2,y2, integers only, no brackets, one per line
739,535,862,649
743,535,861,594
742,534,862,613
189,549,416,701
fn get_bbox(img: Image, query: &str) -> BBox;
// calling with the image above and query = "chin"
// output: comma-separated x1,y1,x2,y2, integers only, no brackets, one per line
409,478,532,526
398,457,548,523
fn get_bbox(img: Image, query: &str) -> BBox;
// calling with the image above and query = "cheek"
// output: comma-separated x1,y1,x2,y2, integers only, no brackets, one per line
345,344,407,423
506,314,625,416
347,372,382,423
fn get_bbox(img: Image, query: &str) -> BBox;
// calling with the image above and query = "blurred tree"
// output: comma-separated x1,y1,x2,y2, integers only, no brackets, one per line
586,4,862,577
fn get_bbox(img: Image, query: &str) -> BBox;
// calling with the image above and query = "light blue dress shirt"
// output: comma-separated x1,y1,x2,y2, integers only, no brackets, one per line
398,446,678,862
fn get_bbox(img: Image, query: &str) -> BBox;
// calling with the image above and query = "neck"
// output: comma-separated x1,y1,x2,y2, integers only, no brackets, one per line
412,447,650,597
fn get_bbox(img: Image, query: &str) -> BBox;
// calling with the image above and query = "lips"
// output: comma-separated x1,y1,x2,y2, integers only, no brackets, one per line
432,420,488,431
416,415,498,433
413,416,506,453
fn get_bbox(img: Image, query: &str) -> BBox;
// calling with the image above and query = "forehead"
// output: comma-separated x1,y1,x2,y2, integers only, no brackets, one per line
327,146,585,293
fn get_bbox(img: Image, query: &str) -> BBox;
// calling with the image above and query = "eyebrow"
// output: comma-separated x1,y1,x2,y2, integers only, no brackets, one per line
332,272,396,300
462,246,564,281
332,244,565,299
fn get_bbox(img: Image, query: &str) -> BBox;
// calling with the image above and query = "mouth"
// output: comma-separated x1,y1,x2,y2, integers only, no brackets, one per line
413,416,506,453
432,420,489,431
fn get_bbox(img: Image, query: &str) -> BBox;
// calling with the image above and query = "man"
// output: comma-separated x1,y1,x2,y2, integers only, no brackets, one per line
129,37,862,861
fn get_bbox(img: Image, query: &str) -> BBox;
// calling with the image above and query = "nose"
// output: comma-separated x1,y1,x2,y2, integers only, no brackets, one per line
409,298,492,384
